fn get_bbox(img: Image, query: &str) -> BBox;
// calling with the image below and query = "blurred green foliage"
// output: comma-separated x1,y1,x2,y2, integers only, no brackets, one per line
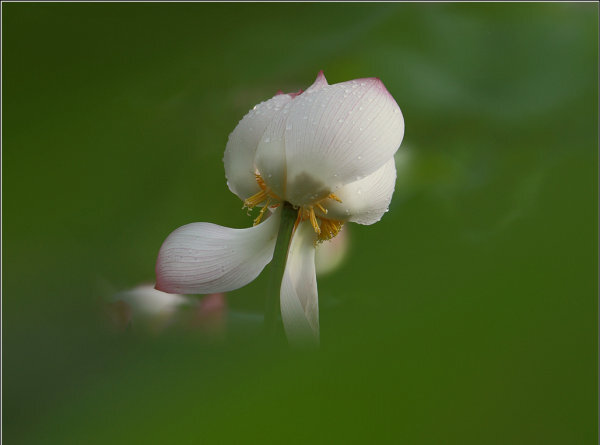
2,3,597,444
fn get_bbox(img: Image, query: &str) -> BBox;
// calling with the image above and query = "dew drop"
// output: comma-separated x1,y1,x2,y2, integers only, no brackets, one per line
357,155,362,160
338,119,344,123
264,137,271,143
286,123,293,131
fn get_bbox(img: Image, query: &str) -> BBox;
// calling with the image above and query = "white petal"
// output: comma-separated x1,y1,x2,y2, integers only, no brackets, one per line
253,72,328,199
325,157,397,225
280,220,320,346
282,78,404,205
303,70,328,94
254,103,290,199
156,209,281,294
224,94,292,201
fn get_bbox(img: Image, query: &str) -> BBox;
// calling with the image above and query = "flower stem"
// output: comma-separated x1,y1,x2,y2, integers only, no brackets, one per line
265,202,297,337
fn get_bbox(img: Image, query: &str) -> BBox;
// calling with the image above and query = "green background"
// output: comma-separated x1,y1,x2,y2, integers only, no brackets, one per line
3,3,598,444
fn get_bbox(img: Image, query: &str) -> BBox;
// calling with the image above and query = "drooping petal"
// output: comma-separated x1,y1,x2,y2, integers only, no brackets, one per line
281,78,404,206
324,157,397,225
280,220,320,346
156,209,281,294
224,94,292,201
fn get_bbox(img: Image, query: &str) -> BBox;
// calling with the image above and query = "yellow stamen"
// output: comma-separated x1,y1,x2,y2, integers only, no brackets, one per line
244,189,269,209
328,193,342,203
318,218,344,242
315,202,327,214
309,208,320,234
253,198,271,226
243,174,282,223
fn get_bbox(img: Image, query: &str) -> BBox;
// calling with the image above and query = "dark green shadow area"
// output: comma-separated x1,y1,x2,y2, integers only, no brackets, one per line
2,3,598,444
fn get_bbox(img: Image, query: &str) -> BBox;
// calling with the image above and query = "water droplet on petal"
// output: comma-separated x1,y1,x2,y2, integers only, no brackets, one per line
338,119,344,123
264,137,271,143
357,155,362,160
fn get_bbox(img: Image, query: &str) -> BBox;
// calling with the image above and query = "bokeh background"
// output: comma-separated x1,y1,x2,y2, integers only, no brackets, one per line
3,3,598,444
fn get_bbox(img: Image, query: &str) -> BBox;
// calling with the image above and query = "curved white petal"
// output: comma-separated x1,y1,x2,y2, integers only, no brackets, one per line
324,157,397,225
224,94,292,201
156,209,281,294
281,78,404,205
280,220,320,346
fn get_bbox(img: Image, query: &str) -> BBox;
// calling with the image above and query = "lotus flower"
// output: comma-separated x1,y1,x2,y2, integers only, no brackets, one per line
156,71,404,345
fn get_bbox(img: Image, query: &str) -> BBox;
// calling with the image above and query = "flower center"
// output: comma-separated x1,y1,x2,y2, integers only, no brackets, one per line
244,174,344,242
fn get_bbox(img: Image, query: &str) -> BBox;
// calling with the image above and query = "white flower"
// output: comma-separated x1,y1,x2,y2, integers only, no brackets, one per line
156,71,404,345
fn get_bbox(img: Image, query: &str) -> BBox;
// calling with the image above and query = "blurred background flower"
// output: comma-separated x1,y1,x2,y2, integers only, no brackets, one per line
105,284,228,338
107,284,188,332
